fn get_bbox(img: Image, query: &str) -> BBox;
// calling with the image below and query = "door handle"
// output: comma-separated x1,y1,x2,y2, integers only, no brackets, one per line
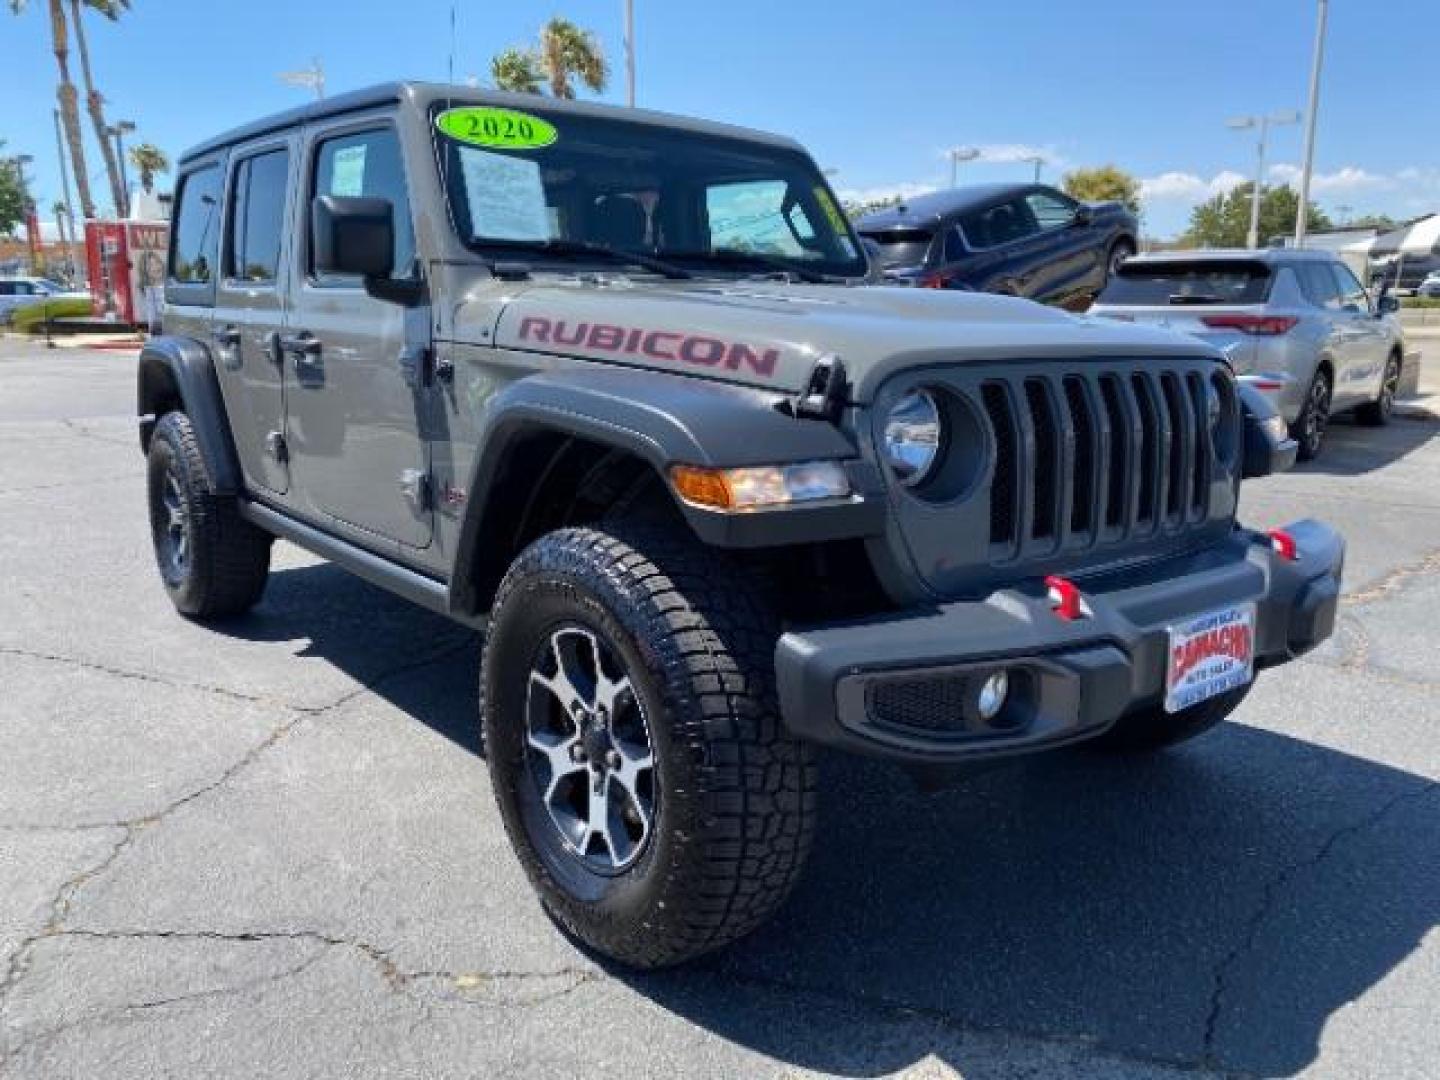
280,332,322,358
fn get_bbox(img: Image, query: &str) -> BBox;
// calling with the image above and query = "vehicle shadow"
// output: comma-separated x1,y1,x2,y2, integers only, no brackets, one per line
1296,413,1438,476
220,562,1436,1077
619,736,1436,1076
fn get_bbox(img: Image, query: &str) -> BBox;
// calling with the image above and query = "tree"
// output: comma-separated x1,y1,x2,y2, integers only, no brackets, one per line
0,151,26,237
127,142,168,193
9,0,96,219
70,0,129,216
491,47,542,94
1062,165,1141,213
490,18,607,99
1346,213,1399,233
1182,183,1331,248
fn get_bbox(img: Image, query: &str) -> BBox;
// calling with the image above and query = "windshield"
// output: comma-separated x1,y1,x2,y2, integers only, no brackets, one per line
858,229,934,269
435,105,866,279
1099,260,1272,305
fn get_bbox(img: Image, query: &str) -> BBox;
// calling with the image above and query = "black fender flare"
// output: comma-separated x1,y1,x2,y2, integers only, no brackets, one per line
137,335,242,493
448,367,886,615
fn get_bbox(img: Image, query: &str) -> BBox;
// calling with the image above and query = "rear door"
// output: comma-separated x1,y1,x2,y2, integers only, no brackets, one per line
282,116,432,550
212,137,295,496
1329,261,1389,405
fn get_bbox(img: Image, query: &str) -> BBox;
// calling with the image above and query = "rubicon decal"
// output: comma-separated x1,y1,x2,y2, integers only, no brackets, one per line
516,317,780,377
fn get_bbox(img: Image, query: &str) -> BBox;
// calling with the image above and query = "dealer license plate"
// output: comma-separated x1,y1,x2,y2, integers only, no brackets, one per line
1164,604,1256,714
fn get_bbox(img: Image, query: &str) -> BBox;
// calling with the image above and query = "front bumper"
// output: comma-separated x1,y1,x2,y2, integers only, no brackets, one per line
774,520,1343,763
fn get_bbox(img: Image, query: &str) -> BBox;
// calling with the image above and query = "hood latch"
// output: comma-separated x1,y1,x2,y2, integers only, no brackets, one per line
795,354,848,424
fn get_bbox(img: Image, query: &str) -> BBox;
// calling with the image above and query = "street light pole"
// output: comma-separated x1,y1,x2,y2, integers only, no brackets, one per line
623,0,635,106
1021,155,1045,183
1227,110,1299,249
947,147,978,188
1294,0,1329,248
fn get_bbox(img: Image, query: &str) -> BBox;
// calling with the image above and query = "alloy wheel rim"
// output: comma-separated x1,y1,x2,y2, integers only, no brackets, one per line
1381,357,1400,415
524,624,656,875
161,468,189,574
1306,377,1330,449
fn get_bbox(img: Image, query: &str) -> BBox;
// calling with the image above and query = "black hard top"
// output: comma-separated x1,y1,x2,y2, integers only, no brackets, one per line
856,184,1049,230
179,81,804,165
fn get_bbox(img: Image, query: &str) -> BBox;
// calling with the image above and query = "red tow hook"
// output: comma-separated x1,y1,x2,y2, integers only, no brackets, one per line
1267,529,1298,562
1044,575,1087,621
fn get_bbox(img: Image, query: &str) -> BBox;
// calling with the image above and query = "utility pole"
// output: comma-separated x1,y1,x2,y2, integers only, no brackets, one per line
279,57,325,99
53,108,80,282
1294,0,1329,248
1227,110,1299,249
1022,155,1045,183
946,147,978,188
623,0,636,106
110,119,136,218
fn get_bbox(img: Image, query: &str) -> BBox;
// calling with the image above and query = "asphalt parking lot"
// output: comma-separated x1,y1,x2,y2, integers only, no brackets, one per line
1,335,1436,1079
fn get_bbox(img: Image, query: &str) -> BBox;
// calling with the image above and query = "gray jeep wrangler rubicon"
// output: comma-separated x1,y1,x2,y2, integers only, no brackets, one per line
140,83,1342,968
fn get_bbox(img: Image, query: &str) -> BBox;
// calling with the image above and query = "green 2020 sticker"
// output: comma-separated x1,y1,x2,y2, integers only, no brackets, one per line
435,107,557,150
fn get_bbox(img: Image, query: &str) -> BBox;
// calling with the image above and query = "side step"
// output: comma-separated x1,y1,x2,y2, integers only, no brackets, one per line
239,500,486,630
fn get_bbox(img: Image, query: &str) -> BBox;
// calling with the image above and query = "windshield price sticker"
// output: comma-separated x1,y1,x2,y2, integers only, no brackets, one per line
436,107,558,150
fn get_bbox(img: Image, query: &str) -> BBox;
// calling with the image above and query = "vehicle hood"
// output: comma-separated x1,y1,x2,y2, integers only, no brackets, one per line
457,278,1220,403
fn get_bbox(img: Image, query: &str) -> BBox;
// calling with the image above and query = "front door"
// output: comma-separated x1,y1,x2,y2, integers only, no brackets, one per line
282,119,432,549
1330,262,1389,406
212,138,295,495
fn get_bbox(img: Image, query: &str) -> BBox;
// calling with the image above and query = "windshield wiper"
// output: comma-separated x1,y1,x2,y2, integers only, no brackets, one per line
1167,293,1227,305
668,248,830,284
474,238,692,280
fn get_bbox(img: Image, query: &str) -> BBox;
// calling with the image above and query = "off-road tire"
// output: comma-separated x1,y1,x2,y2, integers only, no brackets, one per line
481,524,818,968
1355,350,1402,427
1090,684,1252,752
146,411,271,618
1290,367,1332,461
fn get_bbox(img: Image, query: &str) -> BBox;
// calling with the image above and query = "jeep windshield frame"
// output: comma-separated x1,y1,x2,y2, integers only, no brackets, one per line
433,106,868,281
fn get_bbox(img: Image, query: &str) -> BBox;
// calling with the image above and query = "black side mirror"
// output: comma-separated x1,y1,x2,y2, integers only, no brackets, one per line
1071,205,1094,227
1377,293,1400,315
1238,382,1297,479
312,195,394,279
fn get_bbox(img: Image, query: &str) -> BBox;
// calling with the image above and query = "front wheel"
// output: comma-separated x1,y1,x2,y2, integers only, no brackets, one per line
1355,351,1402,426
481,525,817,968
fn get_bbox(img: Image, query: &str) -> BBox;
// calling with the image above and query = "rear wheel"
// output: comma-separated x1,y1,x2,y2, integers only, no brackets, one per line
1090,685,1251,752
1355,350,1402,426
146,411,271,618
481,525,817,968
1290,367,1332,461
1105,238,1135,282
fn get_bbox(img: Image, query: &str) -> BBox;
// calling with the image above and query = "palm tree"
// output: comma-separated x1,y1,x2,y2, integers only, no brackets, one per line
9,0,96,219
538,18,607,99
69,0,130,217
491,47,542,94
127,142,168,193
489,19,607,100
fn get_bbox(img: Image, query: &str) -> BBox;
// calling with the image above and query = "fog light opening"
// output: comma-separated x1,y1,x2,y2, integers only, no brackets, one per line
977,670,1010,722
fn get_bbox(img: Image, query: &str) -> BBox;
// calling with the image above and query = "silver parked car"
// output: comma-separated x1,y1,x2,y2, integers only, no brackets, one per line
0,276,72,323
1418,270,1440,298
1091,249,1405,459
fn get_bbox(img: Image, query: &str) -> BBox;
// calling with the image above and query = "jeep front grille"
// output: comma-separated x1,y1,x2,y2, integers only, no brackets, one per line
982,365,1232,559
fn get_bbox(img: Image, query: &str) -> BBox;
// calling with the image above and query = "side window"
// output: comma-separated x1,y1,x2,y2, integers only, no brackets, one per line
961,198,1038,249
168,164,223,285
312,127,416,281
1331,263,1371,313
706,180,807,256
0,283,13,296
1297,263,1343,309
1025,191,1076,231
225,149,290,284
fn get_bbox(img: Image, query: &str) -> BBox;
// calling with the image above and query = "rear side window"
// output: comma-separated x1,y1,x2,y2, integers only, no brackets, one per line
860,229,933,269
169,164,223,285
1098,260,1272,305
1297,262,1344,309
312,127,415,281
226,149,291,284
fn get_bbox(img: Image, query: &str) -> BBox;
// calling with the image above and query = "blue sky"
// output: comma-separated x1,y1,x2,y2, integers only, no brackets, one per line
4,0,1436,237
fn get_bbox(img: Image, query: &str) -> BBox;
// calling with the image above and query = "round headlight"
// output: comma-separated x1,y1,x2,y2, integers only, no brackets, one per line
883,389,943,487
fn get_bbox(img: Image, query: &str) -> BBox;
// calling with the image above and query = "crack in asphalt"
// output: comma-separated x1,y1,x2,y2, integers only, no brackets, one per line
0,472,137,497
1342,548,1440,607
1297,614,1440,694
0,646,268,706
0,636,475,1037
1198,780,1440,1068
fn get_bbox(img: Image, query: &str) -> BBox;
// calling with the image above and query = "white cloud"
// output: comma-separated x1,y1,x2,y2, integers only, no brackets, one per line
940,143,1070,170
1138,170,1246,202
1268,163,1391,194
835,181,938,207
